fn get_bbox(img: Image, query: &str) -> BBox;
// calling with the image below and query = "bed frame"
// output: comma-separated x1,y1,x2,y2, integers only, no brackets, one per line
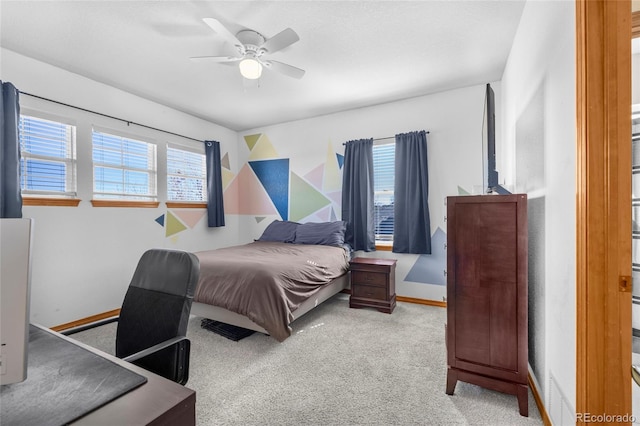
190,272,350,335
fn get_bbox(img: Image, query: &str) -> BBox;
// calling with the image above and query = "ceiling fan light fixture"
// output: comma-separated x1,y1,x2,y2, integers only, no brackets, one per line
239,57,262,79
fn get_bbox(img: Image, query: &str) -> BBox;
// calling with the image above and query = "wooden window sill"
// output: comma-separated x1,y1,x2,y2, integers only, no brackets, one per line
375,243,393,251
166,202,207,209
91,200,160,208
23,197,81,207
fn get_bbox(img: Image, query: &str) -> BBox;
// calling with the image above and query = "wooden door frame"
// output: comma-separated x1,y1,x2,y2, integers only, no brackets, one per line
576,1,633,423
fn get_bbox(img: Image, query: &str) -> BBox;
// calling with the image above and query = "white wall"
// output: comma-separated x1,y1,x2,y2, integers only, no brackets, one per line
1,48,240,327
500,1,576,424
0,46,501,320
237,83,492,302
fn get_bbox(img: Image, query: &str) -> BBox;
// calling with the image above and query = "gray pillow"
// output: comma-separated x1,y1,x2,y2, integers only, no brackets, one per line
294,221,346,247
257,220,298,243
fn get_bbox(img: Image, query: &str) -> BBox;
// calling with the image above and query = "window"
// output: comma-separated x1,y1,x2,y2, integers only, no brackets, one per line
167,145,206,202
373,142,395,242
19,115,76,197
92,129,157,201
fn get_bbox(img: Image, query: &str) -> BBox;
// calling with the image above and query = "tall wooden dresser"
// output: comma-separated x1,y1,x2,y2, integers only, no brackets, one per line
445,194,528,416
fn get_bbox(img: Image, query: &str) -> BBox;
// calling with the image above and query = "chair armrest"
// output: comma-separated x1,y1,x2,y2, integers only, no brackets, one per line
122,336,189,363
60,316,119,336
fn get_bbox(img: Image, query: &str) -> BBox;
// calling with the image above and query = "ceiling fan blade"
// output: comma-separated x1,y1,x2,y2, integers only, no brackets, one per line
202,18,245,54
262,60,305,79
260,28,300,54
190,55,242,63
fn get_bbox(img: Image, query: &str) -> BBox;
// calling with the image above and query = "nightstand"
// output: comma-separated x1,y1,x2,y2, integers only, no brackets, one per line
349,257,397,314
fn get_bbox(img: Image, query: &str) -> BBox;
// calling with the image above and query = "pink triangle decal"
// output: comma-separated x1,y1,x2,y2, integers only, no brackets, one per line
303,163,325,190
326,191,342,205
316,205,331,221
224,164,278,215
172,209,206,229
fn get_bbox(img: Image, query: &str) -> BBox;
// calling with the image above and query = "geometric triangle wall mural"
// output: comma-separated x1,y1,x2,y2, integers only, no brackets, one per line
165,211,188,237
289,172,331,222
249,159,290,220
155,214,165,227
403,227,447,286
172,209,206,229
303,163,325,191
325,190,342,206
224,164,278,216
322,142,342,192
221,152,231,169
249,134,279,161
336,153,344,169
244,134,261,151
222,168,235,190
301,205,332,223
457,185,470,195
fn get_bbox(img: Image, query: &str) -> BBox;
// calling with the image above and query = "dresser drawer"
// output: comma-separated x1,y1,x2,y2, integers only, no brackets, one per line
351,271,387,287
352,284,387,300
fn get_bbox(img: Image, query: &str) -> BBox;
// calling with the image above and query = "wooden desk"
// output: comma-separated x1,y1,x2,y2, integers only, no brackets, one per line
70,330,196,425
2,324,195,426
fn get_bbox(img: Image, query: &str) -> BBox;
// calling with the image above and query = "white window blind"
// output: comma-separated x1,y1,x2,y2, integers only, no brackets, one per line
92,129,157,200
373,142,395,241
19,115,77,197
167,145,207,202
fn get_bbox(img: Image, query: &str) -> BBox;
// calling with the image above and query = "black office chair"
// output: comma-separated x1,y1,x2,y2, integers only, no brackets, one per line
115,249,199,385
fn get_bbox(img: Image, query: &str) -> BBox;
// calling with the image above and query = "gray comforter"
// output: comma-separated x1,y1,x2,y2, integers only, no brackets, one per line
194,241,350,341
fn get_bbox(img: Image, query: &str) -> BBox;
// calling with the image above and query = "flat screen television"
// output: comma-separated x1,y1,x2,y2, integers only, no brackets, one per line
0,218,34,385
482,83,511,195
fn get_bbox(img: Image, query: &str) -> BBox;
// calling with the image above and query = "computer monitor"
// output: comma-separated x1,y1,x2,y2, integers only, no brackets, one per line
1,218,34,385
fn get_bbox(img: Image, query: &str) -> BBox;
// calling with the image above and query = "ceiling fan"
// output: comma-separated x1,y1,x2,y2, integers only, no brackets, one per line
190,18,305,80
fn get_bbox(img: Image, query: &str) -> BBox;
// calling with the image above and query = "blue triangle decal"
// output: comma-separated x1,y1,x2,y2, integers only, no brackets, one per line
336,153,344,169
155,214,165,227
404,227,447,286
249,159,290,220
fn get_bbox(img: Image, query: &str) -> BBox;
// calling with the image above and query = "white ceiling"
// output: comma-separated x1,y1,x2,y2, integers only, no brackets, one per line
0,1,526,131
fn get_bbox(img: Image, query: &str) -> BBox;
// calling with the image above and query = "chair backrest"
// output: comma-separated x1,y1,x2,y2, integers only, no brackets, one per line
116,249,199,384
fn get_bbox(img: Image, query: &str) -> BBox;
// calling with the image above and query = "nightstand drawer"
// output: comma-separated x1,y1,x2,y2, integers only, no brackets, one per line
352,284,387,300
351,271,386,287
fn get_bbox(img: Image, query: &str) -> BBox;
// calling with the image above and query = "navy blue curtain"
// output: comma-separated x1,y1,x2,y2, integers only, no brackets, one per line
205,140,225,227
393,130,431,254
341,138,375,251
0,81,22,218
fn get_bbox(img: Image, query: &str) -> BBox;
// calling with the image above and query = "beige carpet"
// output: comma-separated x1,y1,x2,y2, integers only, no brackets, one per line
73,293,543,425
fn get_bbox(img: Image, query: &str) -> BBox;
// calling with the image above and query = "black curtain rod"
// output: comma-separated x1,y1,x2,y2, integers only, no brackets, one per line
343,131,430,145
373,131,431,141
19,91,204,144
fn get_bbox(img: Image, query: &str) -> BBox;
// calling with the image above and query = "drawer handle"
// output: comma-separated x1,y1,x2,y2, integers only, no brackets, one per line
364,275,375,281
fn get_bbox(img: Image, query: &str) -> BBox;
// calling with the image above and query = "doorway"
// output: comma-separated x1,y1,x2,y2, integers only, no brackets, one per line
631,17,640,421
575,0,633,419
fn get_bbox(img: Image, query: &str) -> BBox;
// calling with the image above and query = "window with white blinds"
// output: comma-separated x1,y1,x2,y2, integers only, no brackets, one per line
92,129,157,201
167,145,207,202
19,115,77,197
373,142,395,242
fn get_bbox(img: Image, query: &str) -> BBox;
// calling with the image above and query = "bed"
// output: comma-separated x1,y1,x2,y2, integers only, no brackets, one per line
191,220,351,342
